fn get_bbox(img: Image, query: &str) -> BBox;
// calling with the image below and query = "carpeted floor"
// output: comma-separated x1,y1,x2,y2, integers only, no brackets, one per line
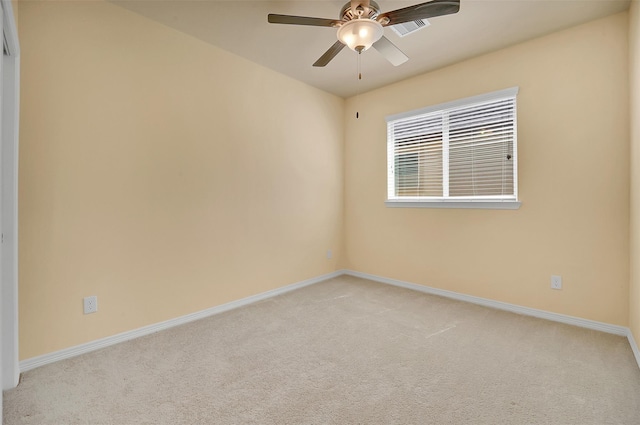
4,275,640,424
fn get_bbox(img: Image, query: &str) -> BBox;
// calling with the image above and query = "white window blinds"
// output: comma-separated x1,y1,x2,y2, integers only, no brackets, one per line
387,87,518,205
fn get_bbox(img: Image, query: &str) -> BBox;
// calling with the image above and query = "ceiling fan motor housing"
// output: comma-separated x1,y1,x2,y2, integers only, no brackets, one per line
339,1,381,21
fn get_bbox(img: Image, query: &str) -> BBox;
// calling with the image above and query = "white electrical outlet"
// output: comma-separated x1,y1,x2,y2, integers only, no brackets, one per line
551,275,562,290
326,249,333,259
83,296,98,314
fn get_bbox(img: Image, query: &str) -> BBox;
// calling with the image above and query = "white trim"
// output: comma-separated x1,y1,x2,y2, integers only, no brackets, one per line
385,87,519,122
344,270,629,336
0,5,4,418
0,0,19,392
442,113,450,197
628,330,640,371
385,200,522,210
20,270,345,372
1,0,18,56
512,94,519,200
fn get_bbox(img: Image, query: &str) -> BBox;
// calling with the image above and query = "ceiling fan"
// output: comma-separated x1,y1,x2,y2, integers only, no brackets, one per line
267,0,460,67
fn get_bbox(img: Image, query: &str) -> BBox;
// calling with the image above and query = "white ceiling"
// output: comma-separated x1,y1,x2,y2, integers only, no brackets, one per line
111,0,630,98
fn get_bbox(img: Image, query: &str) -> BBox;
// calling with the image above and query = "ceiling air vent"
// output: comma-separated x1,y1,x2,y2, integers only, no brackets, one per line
390,19,430,37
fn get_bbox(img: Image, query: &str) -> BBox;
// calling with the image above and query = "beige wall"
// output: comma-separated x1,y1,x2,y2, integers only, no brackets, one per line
18,1,344,359
344,13,630,325
630,1,640,344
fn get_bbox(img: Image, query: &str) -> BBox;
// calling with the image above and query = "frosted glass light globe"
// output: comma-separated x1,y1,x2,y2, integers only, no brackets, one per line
337,19,384,52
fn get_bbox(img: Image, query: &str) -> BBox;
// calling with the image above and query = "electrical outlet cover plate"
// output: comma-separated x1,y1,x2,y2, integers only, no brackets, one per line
84,296,98,314
551,275,562,290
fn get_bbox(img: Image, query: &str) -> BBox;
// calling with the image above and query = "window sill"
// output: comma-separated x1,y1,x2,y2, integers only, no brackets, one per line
385,200,522,210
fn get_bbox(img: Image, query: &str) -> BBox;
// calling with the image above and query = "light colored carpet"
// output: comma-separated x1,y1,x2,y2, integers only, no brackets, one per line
4,275,640,424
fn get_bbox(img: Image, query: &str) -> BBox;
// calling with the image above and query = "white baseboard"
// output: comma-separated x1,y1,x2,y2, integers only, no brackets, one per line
19,270,345,373
344,270,629,336
628,329,640,371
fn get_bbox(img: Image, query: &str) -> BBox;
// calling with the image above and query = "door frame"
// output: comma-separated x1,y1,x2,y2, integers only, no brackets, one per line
1,0,20,391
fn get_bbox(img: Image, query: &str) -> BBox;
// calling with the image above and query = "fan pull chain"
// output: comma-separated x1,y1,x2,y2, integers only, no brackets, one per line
356,51,362,119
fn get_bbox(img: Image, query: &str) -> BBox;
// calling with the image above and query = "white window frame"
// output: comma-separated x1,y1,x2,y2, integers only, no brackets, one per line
385,87,521,210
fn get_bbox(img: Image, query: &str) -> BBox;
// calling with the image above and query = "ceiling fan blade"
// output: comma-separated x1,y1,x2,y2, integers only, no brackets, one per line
313,41,346,67
373,36,409,66
378,0,460,26
267,14,341,27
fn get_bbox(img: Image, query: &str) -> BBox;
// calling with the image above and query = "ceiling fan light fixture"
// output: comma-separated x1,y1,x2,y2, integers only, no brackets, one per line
337,19,383,52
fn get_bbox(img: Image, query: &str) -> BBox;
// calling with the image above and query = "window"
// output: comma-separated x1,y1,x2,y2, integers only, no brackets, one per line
386,87,520,209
